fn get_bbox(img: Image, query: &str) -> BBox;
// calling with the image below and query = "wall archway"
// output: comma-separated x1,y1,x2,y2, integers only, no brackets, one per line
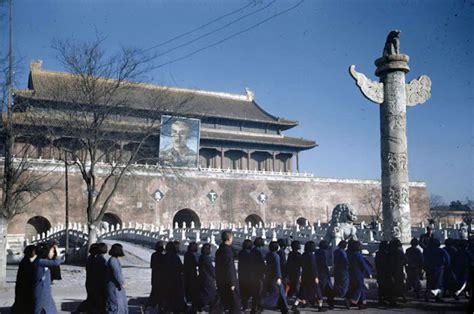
173,208,201,228
245,214,264,227
25,216,51,239
296,217,308,226
101,213,122,229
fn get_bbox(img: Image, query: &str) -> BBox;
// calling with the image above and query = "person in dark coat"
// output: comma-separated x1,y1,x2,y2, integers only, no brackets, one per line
423,238,449,301
419,226,434,250
32,242,65,314
333,240,349,299
405,238,423,298
49,240,62,283
249,237,266,312
286,240,302,298
262,241,289,313
443,238,459,298
184,242,200,305
215,230,241,313
147,241,165,310
74,243,99,313
93,243,108,314
162,241,187,313
195,243,218,312
453,239,472,298
238,239,254,311
11,245,36,314
106,243,128,314
315,240,334,309
277,238,289,293
292,241,325,312
388,239,407,305
346,240,372,310
375,241,391,305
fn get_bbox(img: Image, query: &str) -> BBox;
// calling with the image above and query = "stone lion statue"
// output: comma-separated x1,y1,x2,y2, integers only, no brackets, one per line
383,30,401,57
325,203,358,243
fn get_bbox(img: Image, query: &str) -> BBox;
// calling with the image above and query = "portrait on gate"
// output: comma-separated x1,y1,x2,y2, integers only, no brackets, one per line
159,115,200,168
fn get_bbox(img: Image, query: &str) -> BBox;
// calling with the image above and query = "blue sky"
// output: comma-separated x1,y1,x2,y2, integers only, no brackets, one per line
3,0,473,203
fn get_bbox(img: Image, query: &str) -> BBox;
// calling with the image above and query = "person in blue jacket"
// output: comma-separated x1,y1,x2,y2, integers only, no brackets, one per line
405,238,423,298
423,238,449,301
292,240,325,312
32,242,65,314
443,238,459,298
106,243,128,314
332,240,349,300
315,240,334,309
195,243,218,312
346,240,372,310
262,241,289,313
286,240,302,298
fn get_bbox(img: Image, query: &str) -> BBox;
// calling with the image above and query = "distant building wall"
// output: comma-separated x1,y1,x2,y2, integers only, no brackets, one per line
6,162,429,236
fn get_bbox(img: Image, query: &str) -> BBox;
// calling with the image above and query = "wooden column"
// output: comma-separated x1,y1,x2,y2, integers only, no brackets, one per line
272,151,276,172
247,150,251,170
296,152,300,173
220,148,225,169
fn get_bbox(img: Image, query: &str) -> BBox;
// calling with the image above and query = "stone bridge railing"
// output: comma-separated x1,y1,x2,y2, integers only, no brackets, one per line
27,220,468,258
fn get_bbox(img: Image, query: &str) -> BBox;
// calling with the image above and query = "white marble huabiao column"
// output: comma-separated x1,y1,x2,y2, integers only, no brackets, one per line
349,30,431,243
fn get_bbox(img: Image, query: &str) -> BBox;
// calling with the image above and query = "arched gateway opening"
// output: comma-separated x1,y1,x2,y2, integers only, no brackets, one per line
245,214,264,227
101,213,122,229
173,209,201,228
25,216,51,239
296,217,308,226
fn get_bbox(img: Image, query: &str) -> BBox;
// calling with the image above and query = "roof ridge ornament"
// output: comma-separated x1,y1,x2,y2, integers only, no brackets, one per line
245,87,254,101
30,60,43,72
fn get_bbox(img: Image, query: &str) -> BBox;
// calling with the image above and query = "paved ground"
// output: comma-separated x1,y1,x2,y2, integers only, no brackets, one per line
0,241,470,313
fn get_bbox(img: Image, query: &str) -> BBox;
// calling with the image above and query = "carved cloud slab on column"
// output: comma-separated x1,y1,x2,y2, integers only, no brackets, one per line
349,65,384,104
406,75,431,106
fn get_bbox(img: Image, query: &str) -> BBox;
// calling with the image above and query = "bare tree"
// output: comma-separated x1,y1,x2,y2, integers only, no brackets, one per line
363,186,382,222
20,38,193,249
0,0,58,287
429,193,446,209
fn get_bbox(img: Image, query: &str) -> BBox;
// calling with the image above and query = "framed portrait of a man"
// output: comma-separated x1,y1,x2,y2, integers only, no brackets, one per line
159,115,200,168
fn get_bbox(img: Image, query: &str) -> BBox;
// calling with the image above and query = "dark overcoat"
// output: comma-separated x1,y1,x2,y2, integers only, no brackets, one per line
32,258,64,314
161,251,186,312
333,248,349,297
197,254,217,307
454,245,472,285
443,246,459,292
388,247,407,298
215,243,241,312
298,251,321,302
286,251,302,297
91,254,107,313
184,251,199,303
347,251,372,303
375,248,391,299
262,252,288,309
105,256,128,314
148,251,165,306
405,246,423,293
315,248,333,297
276,248,287,281
11,256,35,314
238,249,253,300
424,247,449,290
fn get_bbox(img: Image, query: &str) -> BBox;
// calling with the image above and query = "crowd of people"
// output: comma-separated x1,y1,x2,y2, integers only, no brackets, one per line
9,226,474,314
